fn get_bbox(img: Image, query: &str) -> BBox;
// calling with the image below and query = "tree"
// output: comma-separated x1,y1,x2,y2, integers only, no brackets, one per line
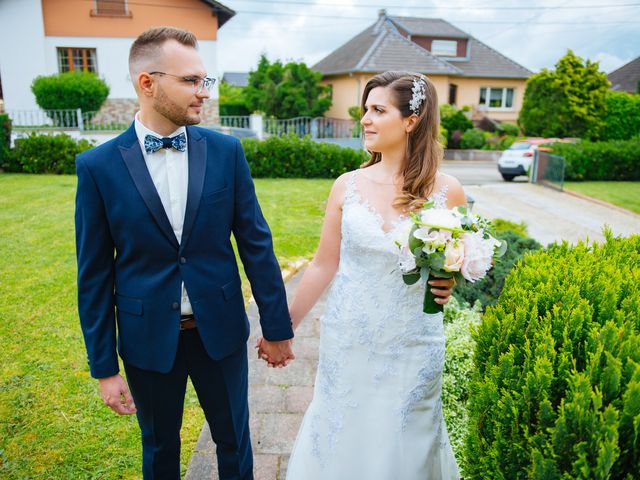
218,81,249,116
244,54,332,118
519,50,610,139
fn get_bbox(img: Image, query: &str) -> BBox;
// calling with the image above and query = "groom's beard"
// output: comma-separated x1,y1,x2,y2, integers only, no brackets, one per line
153,84,202,126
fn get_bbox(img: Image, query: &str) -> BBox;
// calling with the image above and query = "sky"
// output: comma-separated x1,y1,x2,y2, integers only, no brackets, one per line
215,0,640,76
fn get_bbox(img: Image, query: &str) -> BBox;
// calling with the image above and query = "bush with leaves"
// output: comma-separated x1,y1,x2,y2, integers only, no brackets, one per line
549,138,640,181
348,105,362,138
0,113,11,169
454,224,542,309
7,133,94,174
32,73,109,126
460,128,486,149
602,91,640,141
440,104,473,149
442,296,482,476
241,134,368,178
519,50,609,139
465,231,640,479
244,54,331,119
497,122,520,136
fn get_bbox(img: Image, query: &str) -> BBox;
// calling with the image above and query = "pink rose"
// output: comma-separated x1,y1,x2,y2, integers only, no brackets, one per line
443,240,465,272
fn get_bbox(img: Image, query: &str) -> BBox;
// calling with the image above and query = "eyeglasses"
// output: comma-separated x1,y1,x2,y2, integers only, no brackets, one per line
148,72,216,94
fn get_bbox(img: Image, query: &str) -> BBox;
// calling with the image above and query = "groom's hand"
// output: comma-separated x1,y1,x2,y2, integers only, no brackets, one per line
257,338,295,368
99,374,137,415
429,277,456,305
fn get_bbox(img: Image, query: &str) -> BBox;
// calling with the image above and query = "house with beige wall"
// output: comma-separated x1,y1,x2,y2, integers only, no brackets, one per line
315,10,532,124
0,0,234,124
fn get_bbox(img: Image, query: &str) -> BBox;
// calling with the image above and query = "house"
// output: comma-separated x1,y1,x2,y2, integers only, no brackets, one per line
608,56,640,93
0,0,234,124
314,10,532,123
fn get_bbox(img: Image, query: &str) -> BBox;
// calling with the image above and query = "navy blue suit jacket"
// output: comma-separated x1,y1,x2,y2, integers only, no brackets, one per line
75,124,293,378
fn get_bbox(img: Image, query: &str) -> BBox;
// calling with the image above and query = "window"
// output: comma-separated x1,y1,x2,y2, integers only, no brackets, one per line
94,0,128,16
479,87,515,109
448,84,457,105
57,48,97,73
432,40,457,56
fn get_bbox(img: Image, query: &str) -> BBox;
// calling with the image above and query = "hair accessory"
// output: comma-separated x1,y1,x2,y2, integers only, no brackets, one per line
409,76,427,114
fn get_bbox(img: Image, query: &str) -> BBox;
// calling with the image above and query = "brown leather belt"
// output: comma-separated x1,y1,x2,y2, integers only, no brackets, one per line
180,314,197,330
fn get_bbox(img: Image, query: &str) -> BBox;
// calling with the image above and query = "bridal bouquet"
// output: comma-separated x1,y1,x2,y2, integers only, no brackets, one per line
395,201,507,314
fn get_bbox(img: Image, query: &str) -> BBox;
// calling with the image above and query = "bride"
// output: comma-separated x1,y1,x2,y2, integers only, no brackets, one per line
261,71,465,479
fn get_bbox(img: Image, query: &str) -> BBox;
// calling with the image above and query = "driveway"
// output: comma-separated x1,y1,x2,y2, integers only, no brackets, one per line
464,182,640,245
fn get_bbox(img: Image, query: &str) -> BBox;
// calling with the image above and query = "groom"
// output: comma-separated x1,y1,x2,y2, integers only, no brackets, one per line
75,27,294,479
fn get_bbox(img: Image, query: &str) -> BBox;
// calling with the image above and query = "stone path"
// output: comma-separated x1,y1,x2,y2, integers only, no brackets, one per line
185,270,321,480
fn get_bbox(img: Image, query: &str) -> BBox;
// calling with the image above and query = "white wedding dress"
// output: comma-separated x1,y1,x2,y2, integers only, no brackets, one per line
286,171,460,480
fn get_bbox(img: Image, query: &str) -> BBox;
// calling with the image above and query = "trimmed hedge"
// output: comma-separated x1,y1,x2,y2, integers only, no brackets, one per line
31,72,109,119
603,92,640,141
6,133,94,174
0,113,10,168
465,231,640,479
241,134,368,178
549,138,640,181
460,128,486,149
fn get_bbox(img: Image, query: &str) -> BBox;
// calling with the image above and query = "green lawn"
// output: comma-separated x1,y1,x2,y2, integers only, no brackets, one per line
564,181,640,214
0,174,332,479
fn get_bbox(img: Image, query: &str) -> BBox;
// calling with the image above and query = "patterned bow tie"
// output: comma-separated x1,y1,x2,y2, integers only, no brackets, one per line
144,132,187,154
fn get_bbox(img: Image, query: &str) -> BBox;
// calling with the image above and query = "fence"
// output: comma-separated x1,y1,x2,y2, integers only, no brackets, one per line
531,150,565,191
5,109,359,139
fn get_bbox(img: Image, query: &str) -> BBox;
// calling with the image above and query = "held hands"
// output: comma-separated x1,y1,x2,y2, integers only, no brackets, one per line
99,374,137,415
428,277,456,305
256,337,295,368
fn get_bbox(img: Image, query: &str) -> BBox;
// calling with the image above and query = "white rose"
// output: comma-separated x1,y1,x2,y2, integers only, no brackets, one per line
420,208,462,231
460,231,494,282
443,240,465,272
398,244,417,273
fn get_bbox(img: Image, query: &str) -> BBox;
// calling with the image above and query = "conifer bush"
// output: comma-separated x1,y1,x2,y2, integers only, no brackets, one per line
465,231,640,479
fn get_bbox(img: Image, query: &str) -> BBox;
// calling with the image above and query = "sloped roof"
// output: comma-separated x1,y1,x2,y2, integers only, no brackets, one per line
608,56,640,93
201,0,235,28
222,72,249,87
314,14,532,79
389,16,468,38
313,19,461,76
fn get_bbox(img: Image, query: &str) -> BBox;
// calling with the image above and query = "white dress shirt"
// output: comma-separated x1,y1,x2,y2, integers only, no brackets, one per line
134,113,193,315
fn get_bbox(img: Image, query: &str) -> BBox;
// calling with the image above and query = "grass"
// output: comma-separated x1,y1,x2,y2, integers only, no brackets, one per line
563,181,640,214
0,174,332,479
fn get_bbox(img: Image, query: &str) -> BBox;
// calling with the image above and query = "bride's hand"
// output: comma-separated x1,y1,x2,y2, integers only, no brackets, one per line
428,277,456,304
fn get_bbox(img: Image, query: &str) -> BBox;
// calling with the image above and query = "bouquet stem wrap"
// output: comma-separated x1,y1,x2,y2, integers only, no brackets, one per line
423,274,444,314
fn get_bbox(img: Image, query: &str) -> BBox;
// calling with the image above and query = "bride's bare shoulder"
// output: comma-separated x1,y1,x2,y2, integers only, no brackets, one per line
435,171,466,207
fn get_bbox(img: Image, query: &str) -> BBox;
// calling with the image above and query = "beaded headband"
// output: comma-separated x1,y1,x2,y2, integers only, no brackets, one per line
409,75,427,114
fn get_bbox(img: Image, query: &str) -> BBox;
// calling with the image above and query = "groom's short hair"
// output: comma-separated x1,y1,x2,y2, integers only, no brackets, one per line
129,26,198,79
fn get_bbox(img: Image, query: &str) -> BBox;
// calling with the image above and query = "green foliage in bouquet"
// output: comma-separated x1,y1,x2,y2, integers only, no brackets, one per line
465,231,640,479
7,133,94,174
453,227,542,309
241,134,368,178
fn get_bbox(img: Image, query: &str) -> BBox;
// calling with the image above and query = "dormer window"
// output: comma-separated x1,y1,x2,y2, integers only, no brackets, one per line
432,40,457,56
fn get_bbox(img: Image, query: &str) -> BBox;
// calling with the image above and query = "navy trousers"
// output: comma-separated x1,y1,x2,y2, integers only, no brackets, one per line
124,329,253,480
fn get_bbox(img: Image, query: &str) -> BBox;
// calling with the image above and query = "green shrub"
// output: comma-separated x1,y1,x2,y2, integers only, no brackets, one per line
465,231,640,479
0,113,11,169
454,228,542,309
602,91,640,141
497,122,520,136
348,105,362,138
31,72,109,125
7,133,94,174
443,296,482,476
440,104,473,149
549,138,640,181
241,134,368,178
460,128,485,149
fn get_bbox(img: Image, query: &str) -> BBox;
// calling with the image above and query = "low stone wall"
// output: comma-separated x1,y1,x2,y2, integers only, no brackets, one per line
444,149,501,161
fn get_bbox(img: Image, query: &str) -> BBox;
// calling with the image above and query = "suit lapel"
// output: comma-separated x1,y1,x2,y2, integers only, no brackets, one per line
119,124,179,249
180,126,206,250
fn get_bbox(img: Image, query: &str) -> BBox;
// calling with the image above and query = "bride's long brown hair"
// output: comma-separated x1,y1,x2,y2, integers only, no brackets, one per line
360,71,442,211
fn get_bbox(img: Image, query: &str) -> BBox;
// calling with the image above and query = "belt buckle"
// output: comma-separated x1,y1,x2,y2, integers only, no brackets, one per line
180,315,194,330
